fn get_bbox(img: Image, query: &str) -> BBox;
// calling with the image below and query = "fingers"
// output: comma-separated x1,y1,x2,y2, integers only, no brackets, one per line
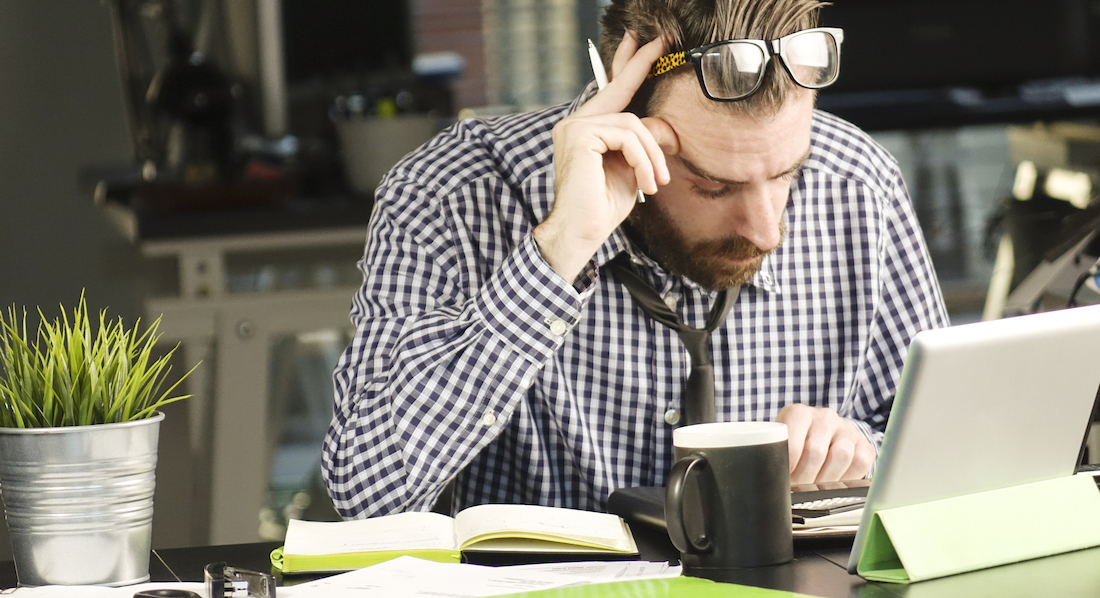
842,440,876,480
789,411,831,485
778,404,876,484
815,436,875,482
577,34,666,117
560,30,672,195
610,30,640,81
535,31,670,282
776,404,811,473
554,113,668,193
589,119,662,195
813,435,855,482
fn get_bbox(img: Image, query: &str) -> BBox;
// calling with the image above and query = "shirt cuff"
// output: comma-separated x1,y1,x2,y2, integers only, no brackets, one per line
475,234,592,365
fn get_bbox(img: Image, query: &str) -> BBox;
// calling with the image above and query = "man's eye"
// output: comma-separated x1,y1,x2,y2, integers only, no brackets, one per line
692,182,729,198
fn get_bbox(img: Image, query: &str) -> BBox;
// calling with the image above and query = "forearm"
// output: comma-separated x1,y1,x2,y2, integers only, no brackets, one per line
323,235,594,518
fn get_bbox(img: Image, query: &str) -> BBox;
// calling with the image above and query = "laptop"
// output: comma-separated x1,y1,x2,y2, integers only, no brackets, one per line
846,304,1100,574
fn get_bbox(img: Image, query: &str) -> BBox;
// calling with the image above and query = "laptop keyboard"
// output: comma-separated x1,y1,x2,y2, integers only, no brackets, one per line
791,495,865,517
789,480,869,518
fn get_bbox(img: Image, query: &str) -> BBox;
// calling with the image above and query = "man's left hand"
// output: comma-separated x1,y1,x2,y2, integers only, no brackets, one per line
776,404,875,484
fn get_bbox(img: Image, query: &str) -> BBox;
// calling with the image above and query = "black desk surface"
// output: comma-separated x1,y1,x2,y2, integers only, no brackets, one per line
4,526,1100,596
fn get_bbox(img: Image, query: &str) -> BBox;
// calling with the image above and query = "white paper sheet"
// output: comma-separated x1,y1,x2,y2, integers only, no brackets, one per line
282,556,680,598
0,557,681,598
1,581,206,597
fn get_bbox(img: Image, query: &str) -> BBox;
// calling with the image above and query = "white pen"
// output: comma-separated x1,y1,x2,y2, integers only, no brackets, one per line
586,39,646,204
587,38,609,89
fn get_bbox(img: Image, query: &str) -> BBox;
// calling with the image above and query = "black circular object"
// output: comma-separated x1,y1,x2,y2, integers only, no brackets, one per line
133,590,202,598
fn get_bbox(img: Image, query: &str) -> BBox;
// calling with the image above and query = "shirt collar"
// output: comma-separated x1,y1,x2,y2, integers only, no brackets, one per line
752,253,781,293
593,229,631,270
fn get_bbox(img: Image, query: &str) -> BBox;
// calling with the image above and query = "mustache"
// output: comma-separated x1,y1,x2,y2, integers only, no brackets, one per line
696,236,768,261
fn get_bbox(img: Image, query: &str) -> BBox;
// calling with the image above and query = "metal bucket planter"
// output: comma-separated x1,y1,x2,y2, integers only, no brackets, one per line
0,412,163,586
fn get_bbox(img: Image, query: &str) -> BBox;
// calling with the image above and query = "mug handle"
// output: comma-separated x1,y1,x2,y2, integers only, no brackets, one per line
665,453,713,554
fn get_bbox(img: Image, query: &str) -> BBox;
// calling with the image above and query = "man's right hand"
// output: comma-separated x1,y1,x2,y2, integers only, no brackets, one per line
533,33,676,283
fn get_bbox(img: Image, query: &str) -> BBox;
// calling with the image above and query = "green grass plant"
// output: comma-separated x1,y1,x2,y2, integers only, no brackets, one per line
0,293,196,428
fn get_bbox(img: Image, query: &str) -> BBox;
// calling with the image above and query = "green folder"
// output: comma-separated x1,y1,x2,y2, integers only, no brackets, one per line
496,576,822,598
856,474,1100,583
270,545,461,572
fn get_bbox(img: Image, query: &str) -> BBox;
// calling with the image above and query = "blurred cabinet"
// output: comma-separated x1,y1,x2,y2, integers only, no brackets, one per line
142,225,365,545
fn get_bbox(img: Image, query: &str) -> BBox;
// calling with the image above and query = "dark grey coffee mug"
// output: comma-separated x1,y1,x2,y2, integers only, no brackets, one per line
665,422,793,576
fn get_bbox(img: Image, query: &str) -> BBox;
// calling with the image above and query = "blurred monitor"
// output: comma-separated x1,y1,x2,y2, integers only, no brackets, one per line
820,0,1100,93
280,0,414,134
281,0,413,84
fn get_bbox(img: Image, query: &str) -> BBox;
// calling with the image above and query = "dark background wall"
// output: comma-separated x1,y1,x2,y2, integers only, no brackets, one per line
0,1,151,320
0,1,192,559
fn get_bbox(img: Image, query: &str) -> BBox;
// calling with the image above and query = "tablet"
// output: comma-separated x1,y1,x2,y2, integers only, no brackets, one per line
847,304,1100,573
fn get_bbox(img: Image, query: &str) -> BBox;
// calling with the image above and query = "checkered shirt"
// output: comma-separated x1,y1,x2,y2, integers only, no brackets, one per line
322,87,950,519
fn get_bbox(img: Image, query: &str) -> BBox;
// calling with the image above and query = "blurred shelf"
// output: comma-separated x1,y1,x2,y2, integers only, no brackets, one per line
820,80,1100,132
96,191,372,243
83,163,372,243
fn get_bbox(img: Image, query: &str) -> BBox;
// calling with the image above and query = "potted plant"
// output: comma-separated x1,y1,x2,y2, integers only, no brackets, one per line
0,294,196,586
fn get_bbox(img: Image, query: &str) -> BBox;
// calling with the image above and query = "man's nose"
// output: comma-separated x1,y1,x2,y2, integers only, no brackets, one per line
729,184,785,252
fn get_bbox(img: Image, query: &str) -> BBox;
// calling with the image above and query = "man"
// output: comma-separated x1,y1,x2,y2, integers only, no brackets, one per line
323,0,948,519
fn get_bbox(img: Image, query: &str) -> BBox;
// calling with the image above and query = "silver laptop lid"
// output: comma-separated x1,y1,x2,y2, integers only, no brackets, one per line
847,304,1100,573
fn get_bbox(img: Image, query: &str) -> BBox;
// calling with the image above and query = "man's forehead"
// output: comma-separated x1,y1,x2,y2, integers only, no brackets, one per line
653,83,814,181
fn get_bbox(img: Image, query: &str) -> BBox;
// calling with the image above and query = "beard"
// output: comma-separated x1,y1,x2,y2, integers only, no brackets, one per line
624,201,786,291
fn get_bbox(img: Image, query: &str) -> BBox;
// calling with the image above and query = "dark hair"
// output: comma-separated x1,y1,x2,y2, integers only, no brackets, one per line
599,0,828,117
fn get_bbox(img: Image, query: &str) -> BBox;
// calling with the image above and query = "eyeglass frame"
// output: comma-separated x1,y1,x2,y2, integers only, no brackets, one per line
648,27,845,102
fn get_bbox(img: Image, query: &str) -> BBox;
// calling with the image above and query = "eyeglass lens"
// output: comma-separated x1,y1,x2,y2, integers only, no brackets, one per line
700,43,767,99
700,30,838,99
781,30,838,87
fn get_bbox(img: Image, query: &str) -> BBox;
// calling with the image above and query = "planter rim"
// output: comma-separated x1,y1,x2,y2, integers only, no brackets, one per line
0,411,164,435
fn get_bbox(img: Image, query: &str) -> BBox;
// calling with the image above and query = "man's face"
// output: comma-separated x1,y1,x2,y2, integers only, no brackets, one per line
626,75,814,290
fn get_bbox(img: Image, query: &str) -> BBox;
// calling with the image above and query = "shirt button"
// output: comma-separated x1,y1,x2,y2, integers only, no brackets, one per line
761,272,773,285
663,294,678,310
548,319,568,336
663,408,681,426
481,412,497,427
630,255,644,265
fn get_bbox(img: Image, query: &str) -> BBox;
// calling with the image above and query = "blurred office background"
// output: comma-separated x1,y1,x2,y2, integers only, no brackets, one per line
2,0,1100,555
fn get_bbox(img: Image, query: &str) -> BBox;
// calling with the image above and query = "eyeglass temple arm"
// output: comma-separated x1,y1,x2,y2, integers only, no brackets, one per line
650,51,687,78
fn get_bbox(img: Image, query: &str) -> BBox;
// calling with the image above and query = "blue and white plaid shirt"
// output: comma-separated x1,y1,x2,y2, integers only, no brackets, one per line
322,87,949,519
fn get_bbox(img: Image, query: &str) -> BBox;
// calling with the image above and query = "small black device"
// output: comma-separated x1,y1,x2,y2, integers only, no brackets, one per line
607,480,870,531
204,562,277,598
